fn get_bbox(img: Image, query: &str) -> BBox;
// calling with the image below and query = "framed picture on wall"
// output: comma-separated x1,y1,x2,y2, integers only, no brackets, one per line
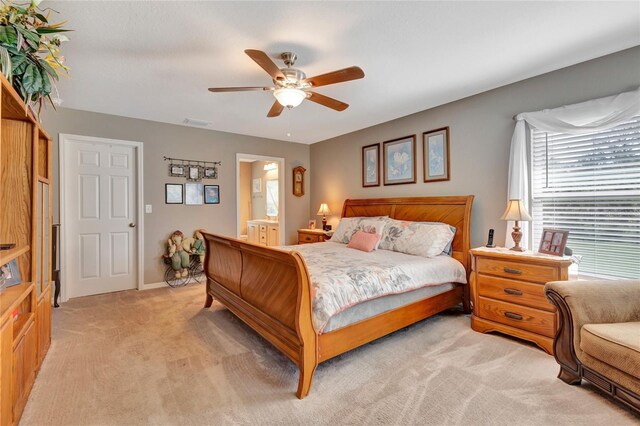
185,183,204,205
423,127,450,182
165,183,183,204
362,143,380,187
187,165,203,182
204,166,218,179
204,185,220,204
252,178,262,193
383,135,416,185
168,164,186,177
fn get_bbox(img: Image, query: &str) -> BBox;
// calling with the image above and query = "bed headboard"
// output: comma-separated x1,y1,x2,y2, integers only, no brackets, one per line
341,196,474,273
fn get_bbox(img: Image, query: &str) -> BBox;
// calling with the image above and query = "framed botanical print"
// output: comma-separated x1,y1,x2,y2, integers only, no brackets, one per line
204,185,220,204
423,127,450,182
383,135,416,185
185,183,204,205
362,143,380,187
252,178,262,193
165,183,183,204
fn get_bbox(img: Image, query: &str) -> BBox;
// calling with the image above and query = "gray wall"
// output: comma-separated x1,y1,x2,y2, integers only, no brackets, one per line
42,108,310,284
310,46,640,249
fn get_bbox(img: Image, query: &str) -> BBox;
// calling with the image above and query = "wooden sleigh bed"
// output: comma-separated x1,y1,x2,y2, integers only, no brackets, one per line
202,196,474,398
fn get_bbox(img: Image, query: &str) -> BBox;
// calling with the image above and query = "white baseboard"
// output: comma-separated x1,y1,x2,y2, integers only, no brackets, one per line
142,281,168,290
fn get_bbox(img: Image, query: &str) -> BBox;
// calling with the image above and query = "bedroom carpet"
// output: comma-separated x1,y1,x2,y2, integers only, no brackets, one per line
21,284,638,426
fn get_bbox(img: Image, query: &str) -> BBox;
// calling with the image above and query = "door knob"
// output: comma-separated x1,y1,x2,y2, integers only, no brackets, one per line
129,223,136,228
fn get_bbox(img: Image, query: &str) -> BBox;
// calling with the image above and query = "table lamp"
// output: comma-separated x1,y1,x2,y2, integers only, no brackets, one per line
317,203,332,231
500,199,533,252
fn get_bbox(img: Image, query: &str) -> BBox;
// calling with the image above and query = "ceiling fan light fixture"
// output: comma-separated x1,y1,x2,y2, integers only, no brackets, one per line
273,88,306,108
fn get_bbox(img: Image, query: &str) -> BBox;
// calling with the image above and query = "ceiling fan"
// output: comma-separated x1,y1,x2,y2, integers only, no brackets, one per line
208,50,365,117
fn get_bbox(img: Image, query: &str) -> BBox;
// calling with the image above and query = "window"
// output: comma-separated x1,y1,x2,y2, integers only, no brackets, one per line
266,179,278,217
530,118,640,279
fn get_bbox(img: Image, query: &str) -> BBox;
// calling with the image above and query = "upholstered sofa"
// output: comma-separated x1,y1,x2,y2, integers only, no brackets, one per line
545,279,640,413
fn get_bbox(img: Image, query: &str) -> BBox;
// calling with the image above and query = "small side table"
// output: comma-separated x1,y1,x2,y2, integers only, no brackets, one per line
469,247,573,354
297,229,332,244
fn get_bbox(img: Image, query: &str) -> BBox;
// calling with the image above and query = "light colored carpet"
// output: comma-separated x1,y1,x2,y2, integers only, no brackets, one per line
20,283,638,425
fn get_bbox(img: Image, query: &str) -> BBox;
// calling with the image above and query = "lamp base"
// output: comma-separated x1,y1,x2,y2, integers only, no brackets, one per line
509,221,525,252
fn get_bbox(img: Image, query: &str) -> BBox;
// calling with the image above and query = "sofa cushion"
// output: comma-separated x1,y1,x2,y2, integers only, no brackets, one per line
580,322,640,380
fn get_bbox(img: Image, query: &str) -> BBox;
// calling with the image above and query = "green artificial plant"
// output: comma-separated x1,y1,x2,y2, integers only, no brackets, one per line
0,0,70,114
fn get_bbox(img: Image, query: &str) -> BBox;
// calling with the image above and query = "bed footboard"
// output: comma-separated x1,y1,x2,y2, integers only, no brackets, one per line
202,233,318,398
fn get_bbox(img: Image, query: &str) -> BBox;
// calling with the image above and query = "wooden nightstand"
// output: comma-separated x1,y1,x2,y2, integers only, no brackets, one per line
470,247,573,355
297,229,331,244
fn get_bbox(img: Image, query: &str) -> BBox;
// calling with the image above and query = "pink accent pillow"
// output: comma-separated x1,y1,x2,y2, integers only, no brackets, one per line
347,230,381,252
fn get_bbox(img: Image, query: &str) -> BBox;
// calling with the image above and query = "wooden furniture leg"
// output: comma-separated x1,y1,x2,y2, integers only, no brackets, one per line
204,291,213,308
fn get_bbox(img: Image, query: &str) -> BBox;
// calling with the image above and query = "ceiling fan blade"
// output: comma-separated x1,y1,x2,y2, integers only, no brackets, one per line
208,86,273,92
245,49,286,81
303,66,364,88
307,92,349,111
267,101,284,118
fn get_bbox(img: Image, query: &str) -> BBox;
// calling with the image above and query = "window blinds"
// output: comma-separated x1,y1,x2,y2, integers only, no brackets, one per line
531,118,640,279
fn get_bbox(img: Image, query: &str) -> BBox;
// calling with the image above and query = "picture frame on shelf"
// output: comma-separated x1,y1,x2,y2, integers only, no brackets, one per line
0,259,22,287
165,183,183,204
168,163,186,177
308,219,316,230
185,183,204,205
383,135,416,185
538,228,569,256
362,143,380,187
423,127,450,182
204,185,220,204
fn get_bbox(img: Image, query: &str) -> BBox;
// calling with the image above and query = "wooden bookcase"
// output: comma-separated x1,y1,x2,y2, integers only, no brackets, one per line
0,74,53,426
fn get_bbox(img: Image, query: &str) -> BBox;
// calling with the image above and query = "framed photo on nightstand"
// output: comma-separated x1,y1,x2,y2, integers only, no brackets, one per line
538,229,569,256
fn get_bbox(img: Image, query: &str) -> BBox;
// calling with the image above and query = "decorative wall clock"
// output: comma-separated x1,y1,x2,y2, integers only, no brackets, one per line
293,166,306,197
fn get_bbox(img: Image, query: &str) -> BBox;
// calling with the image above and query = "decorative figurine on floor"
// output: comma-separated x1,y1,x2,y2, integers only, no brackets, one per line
167,230,190,278
182,229,206,263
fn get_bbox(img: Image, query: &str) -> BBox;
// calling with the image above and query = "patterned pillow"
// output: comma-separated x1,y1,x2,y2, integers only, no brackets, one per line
378,219,456,258
329,216,388,244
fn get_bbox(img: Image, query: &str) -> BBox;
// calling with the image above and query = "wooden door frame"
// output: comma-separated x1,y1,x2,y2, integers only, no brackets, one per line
58,134,144,302
235,153,285,245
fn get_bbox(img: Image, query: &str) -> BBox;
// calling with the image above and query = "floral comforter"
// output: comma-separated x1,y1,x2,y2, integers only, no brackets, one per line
280,242,467,332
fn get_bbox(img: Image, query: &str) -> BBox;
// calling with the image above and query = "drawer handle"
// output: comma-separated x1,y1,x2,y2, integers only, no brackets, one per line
503,288,523,296
504,311,523,320
503,267,522,275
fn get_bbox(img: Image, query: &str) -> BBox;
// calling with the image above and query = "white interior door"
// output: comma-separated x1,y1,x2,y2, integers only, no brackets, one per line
63,136,138,298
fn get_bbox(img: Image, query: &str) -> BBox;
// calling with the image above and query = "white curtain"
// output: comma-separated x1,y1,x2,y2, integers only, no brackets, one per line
506,87,640,248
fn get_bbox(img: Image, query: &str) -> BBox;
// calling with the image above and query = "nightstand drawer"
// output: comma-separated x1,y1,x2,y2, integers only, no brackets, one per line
477,257,558,283
477,274,554,312
477,296,556,338
299,234,320,244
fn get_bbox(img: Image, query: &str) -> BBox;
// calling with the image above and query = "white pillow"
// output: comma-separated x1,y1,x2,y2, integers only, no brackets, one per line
379,219,455,258
330,216,387,244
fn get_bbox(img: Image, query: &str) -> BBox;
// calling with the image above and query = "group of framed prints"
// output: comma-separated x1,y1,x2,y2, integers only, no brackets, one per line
165,183,220,205
168,162,219,182
362,127,450,187
538,228,569,256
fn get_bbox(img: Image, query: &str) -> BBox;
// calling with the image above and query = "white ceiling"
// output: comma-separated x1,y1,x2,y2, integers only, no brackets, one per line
47,1,639,144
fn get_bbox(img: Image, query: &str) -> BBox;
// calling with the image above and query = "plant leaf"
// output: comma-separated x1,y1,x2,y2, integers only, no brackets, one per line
35,27,72,34
22,63,42,94
0,26,18,45
11,54,27,75
39,67,51,94
0,46,12,80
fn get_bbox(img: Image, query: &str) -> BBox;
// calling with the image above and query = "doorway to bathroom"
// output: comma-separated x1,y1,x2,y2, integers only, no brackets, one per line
236,154,285,246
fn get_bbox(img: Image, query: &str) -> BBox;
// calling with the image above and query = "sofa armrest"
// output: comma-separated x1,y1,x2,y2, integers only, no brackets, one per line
545,279,640,379
545,279,640,326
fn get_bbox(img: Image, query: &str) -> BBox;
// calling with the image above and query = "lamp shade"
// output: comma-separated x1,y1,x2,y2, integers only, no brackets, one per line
500,199,533,222
317,203,331,216
273,88,306,108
